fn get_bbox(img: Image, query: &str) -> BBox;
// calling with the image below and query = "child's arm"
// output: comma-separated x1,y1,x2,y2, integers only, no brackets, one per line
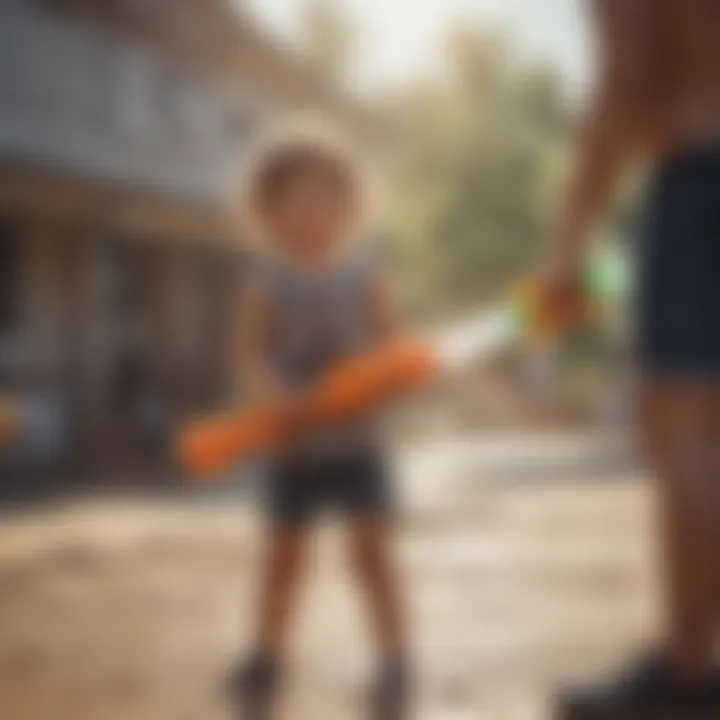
367,272,401,346
238,278,287,405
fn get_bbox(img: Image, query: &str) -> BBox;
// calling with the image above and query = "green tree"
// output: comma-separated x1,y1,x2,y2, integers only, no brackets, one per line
384,24,573,317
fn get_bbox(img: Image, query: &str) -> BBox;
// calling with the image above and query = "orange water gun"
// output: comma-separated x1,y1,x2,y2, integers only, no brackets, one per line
179,339,439,479
179,269,606,480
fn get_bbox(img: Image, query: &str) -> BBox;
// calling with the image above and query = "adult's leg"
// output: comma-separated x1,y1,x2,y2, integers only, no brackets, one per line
708,384,720,641
559,379,720,719
639,379,718,681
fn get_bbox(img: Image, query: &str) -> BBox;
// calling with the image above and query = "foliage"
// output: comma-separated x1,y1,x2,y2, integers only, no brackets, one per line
295,11,630,321
382,26,574,317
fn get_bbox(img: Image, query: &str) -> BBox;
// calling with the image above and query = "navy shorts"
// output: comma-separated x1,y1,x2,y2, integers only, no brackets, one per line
265,449,392,526
638,148,720,377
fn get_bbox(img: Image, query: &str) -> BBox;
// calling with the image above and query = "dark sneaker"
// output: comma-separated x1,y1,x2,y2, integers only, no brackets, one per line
557,654,720,720
226,654,279,720
372,658,410,720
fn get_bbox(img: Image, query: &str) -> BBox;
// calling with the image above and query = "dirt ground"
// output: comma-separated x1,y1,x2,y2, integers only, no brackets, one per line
0,433,659,720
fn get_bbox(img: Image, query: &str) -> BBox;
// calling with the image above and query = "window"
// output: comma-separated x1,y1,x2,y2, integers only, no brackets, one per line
0,223,20,338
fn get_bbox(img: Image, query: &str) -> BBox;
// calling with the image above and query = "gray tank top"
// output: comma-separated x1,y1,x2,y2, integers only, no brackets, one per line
257,251,379,458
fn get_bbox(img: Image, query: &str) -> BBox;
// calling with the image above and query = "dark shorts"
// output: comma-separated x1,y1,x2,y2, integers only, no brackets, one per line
638,148,720,377
265,449,392,526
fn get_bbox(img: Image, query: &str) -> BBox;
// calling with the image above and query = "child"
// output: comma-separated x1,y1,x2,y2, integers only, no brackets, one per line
230,118,409,720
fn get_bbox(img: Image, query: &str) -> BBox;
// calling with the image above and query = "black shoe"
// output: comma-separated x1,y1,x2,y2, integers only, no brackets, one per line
372,658,410,720
557,654,720,720
226,653,279,720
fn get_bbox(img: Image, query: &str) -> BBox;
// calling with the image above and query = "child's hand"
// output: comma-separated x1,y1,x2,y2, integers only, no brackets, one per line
270,387,310,439
245,365,311,439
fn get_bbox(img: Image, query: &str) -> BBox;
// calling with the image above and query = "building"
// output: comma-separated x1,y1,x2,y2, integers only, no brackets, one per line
0,0,368,480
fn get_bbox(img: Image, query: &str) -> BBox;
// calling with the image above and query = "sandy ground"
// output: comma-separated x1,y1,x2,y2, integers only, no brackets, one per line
0,433,659,720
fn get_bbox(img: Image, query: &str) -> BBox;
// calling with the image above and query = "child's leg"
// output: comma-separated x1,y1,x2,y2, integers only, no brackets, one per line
230,525,310,715
346,520,406,658
347,520,410,719
253,524,311,656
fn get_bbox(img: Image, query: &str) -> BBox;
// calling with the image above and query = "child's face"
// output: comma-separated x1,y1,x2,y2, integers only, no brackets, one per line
260,166,357,262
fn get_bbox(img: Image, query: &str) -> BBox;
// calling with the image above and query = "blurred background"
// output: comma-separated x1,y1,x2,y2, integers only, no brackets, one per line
0,1,652,719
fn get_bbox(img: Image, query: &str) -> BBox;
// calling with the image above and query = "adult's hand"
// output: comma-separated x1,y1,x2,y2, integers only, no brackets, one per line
540,245,587,329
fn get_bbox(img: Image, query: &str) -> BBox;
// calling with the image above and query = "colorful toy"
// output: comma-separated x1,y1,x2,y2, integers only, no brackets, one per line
508,276,596,346
507,248,628,346
180,249,628,479
179,339,438,479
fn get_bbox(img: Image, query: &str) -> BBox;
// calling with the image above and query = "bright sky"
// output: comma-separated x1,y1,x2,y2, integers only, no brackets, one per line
242,0,593,95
